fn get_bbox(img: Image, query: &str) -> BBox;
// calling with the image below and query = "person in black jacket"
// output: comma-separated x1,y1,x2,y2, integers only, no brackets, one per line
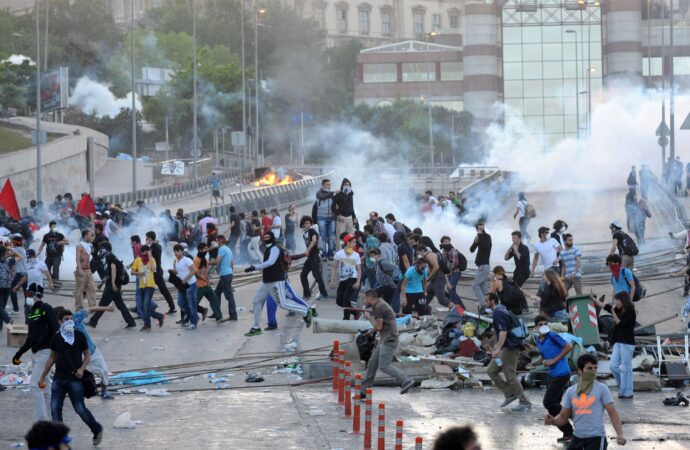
334,178,356,248
12,284,58,420
605,291,636,399
145,231,176,314
470,222,492,306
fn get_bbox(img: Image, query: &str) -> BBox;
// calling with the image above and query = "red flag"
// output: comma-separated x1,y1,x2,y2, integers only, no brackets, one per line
0,179,20,220
76,194,97,217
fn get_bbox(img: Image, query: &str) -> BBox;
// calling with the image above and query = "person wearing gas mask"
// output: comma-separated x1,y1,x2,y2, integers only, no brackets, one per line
333,178,356,249
39,308,104,446
37,221,69,283
244,231,314,337
527,315,574,445
13,249,53,322
11,284,58,420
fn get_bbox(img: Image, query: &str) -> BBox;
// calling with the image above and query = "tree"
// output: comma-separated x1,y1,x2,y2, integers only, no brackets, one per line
0,60,35,115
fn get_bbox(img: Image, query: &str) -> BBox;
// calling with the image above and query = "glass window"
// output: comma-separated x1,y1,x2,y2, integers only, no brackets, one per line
543,61,563,79
504,80,523,98
523,44,542,61
544,97,563,115
414,12,424,34
440,61,463,81
543,80,564,97
363,63,397,83
294,0,304,18
524,98,544,115
524,116,544,132
562,43,576,61
432,14,441,30
337,8,348,33
504,62,523,80
449,13,459,29
675,57,690,75
542,43,563,61
506,98,524,113
545,116,564,133
359,9,370,34
402,62,434,82
588,44,602,60
523,62,543,79
642,57,663,76
545,133,564,147
522,27,541,43
523,80,543,97
563,61,576,78
563,95,577,114
313,4,325,28
542,25,562,43
503,44,523,62
564,115,577,133
503,27,522,44
382,11,392,35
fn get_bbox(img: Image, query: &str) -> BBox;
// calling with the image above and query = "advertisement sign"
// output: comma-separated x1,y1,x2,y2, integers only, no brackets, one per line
41,67,69,112
161,160,185,176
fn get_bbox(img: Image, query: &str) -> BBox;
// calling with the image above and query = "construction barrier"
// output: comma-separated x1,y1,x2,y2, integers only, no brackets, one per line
415,436,423,450
344,361,352,416
332,340,339,391
377,403,385,450
353,393,361,434
337,350,345,404
364,388,373,449
394,420,403,450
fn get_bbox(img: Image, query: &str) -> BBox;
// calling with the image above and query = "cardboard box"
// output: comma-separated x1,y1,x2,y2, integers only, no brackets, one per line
6,324,28,348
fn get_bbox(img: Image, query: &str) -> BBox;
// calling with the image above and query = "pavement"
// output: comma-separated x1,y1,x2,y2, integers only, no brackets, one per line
3,182,690,448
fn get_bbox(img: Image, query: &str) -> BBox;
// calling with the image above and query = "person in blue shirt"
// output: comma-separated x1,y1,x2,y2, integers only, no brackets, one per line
212,235,237,321
210,175,222,204
606,254,636,300
528,315,574,444
399,256,429,316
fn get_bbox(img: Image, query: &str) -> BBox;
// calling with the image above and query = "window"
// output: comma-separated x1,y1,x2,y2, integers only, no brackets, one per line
336,6,348,33
363,63,397,83
359,9,370,34
413,11,424,34
432,14,441,30
440,61,463,80
312,1,326,28
449,13,459,29
381,9,392,35
675,57,690,75
642,57,663,76
402,62,435,82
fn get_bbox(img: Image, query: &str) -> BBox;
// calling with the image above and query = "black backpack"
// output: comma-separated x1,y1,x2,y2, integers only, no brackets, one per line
457,251,468,272
113,258,130,286
434,251,451,275
356,332,376,365
500,280,529,315
622,268,646,302
618,232,639,256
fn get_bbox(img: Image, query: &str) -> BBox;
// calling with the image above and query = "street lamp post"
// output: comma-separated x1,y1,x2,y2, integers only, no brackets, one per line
240,0,247,172
131,0,137,192
254,6,266,167
34,0,42,202
565,30,580,139
192,0,199,180
425,31,437,167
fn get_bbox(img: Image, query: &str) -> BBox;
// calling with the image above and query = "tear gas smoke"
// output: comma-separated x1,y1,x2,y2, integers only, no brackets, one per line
69,76,141,118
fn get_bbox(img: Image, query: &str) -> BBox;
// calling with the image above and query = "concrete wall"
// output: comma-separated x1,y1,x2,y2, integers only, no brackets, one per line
0,118,109,207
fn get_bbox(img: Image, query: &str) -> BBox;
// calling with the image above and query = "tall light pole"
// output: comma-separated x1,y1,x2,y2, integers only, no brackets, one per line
424,32,436,167
192,0,199,180
240,0,247,173
565,29,580,139
254,6,266,167
35,0,42,202
587,66,595,136
669,0,676,160
131,0,137,192
43,0,48,70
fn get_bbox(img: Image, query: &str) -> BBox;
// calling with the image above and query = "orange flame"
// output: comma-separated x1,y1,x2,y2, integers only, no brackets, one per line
254,172,293,186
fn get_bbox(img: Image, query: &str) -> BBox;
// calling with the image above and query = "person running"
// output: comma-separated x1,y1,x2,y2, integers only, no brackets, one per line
609,220,637,269
513,192,531,242
248,210,263,262
315,179,336,259
212,235,237,321
87,242,136,329
505,231,530,287
37,221,69,283
284,205,297,253
560,233,583,296
170,243,199,330
400,255,429,316
9,234,26,315
531,269,568,320
334,178,356,248
12,284,58,420
38,309,103,446
606,254,636,300
545,354,627,449
131,245,165,331
145,231,176,314
244,231,313,336
74,230,96,311
415,245,451,309
528,315,574,444
210,173,222,204
440,236,466,308
531,226,562,279
368,248,399,307
299,216,328,300
330,234,362,320
485,292,532,411
193,243,223,323
0,245,17,330
470,221,492,306
270,208,282,239
360,289,415,396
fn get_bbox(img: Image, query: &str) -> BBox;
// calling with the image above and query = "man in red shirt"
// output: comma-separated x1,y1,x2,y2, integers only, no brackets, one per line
260,209,272,237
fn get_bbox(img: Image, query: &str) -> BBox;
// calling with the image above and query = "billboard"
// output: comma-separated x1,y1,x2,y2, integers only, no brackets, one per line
41,67,69,112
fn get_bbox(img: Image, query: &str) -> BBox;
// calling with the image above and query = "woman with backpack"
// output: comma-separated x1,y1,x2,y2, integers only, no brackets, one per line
491,265,527,315
531,269,568,320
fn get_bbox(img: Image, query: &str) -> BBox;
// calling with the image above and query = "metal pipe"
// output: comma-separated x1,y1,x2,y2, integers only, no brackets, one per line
43,0,48,71
670,0,675,160
192,0,198,180
240,0,247,170
131,0,137,193
35,0,42,202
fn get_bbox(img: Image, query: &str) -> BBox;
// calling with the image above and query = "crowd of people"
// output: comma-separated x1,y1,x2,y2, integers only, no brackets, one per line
7,169,688,449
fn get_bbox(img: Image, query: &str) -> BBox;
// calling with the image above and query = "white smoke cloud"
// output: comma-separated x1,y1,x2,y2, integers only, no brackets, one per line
1,54,35,65
69,76,141,118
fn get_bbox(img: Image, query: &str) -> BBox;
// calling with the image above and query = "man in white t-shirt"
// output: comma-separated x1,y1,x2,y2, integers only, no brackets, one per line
531,226,562,278
330,235,361,320
271,209,282,239
198,212,218,242
13,249,53,320
171,244,199,330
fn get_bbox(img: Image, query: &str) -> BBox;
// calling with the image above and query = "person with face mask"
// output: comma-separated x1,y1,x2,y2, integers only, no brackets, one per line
194,243,223,323
13,249,53,321
400,255,429,316
39,309,104,446
333,178,356,249
37,221,69,283
528,315,574,444
131,245,165,331
330,234,362,320
546,354,626,449
244,231,313,336
12,284,58,420
606,254,636,301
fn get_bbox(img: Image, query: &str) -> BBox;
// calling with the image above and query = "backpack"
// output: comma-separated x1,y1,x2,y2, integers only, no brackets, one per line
434,251,451,275
508,310,528,340
525,203,537,219
500,280,529,315
455,250,468,272
622,268,646,302
619,232,639,256
377,260,401,281
356,332,376,364
113,258,130,286
279,247,291,273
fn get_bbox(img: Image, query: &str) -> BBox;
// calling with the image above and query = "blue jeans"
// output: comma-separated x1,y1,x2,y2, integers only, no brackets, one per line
10,272,26,311
317,216,335,258
448,271,465,307
141,287,162,327
550,309,568,320
134,281,143,318
214,274,237,319
177,283,199,325
51,377,102,435
610,342,635,396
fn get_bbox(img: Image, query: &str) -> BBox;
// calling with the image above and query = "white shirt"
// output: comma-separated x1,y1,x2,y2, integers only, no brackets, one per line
517,199,527,219
198,216,218,240
534,238,561,269
272,216,282,238
26,259,48,287
334,249,361,281
383,223,396,242
174,256,197,285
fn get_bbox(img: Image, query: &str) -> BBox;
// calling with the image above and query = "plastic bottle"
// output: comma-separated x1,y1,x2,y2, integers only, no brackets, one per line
495,358,503,367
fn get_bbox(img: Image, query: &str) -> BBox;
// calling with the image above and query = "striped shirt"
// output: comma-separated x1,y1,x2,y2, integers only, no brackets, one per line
559,246,582,277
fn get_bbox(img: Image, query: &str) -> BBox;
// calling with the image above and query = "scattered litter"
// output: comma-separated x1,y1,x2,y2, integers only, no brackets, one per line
308,408,325,416
207,373,216,379
103,338,109,342
139,339,144,342
238,306,246,312
210,378,228,384
11,442,24,447
152,346,166,351
114,411,137,429
146,389,171,397
111,371,171,386
283,339,298,353
245,372,264,383
119,389,132,394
